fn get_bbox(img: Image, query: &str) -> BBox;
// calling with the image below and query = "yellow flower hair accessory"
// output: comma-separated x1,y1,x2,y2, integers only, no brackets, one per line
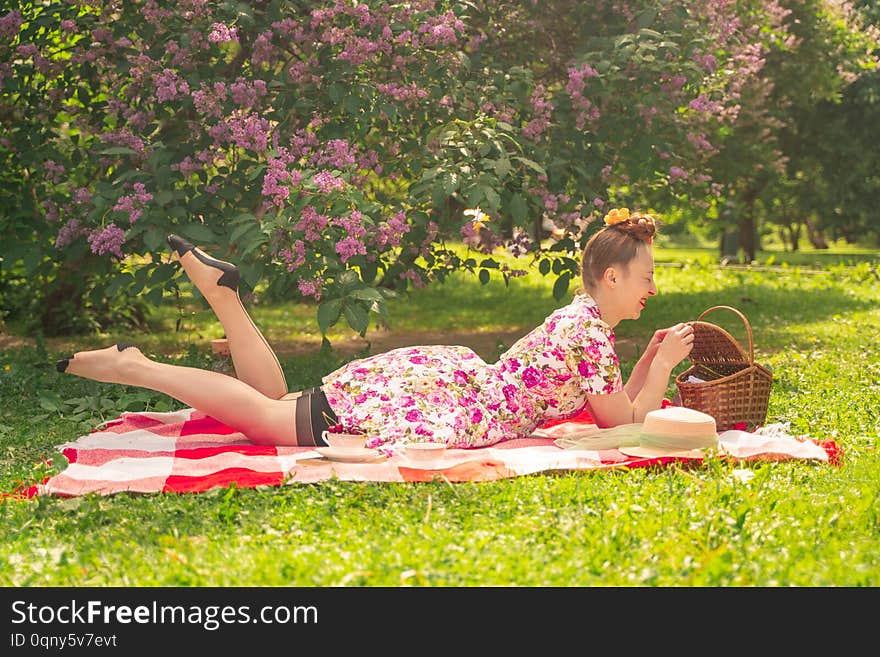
603,208,630,226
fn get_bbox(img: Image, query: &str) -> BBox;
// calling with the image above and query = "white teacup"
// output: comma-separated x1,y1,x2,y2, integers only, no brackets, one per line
322,431,366,449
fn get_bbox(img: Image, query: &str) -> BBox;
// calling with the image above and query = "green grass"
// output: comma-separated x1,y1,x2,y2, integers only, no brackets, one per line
1,246,879,586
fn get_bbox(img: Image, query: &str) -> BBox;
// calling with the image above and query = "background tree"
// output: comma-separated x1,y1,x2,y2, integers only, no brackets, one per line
697,0,877,260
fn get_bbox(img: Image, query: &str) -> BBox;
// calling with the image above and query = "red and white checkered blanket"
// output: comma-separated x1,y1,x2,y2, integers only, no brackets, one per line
13,407,840,497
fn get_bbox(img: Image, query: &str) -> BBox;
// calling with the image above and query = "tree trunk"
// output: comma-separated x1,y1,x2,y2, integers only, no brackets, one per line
778,227,789,251
791,223,801,251
805,217,829,249
40,260,87,336
738,191,758,262
776,206,801,252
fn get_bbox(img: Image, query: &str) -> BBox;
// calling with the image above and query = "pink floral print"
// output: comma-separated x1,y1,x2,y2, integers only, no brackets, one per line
322,294,621,449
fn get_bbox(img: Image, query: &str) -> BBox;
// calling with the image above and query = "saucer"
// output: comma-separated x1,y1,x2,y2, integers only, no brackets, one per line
315,447,386,463
396,455,458,470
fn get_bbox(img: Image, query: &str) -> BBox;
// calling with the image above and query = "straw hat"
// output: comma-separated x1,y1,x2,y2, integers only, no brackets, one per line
553,406,719,459
618,406,718,459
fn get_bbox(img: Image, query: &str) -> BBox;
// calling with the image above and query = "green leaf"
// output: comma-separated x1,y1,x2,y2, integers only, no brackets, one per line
349,287,384,302
638,28,663,40
479,269,490,285
420,167,443,182
508,193,529,223
635,10,657,29
230,212,257,225
317,299,342,334
230,221,259,244
539,259,551,276
240,235,268,258
359,260,378,286
466,186,484,208
343,302,369,335
552,272,571,301
104,272,132,296
493,156,512,178
337,269,360,291
99,146,137,156
144,225,164,251
484,186,501,211
182,223,218,244
239,262,264,289
442,172,460,195
513,157,546,176
144,287,164,307
38,391,64,413
343,93,361,114
246,164,267,182
149,263,177,284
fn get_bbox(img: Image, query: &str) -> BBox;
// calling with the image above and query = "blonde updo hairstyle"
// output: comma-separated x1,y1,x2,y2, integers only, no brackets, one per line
581,208,658,293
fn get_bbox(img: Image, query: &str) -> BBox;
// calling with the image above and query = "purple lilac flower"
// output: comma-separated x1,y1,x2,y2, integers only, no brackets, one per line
373,211,410,249
669,166,688,182
43,160,65,184
113,183,153,224
42,199,59,222
313,170,346,193
0,11,23,39
55,219,83,248
87,224,126,257
155,68,190,103
208,23,238,43
297,278,322,300
295,206,329,242
278,240,306,272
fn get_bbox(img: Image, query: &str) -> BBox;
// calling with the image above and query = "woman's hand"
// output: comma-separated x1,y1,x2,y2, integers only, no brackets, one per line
654,322,695,370
645,328,670,356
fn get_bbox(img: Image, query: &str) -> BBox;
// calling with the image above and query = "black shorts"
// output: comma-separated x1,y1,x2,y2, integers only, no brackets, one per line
293,386,338,447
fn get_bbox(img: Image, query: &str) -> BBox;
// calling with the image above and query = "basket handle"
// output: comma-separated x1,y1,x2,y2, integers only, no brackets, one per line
694,305,754,363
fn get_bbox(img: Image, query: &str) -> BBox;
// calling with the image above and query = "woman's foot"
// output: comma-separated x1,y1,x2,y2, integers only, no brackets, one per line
167,234,240,298
56,343,145,384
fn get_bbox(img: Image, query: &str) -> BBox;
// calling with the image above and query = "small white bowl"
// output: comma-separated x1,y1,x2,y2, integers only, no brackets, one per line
322,431,366,449
404,442,447,463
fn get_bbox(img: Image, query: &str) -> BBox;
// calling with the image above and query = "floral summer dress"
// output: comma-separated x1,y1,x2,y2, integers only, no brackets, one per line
321,293,622,450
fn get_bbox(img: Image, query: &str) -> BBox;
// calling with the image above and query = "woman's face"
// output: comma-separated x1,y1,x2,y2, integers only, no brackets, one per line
614,245,657,320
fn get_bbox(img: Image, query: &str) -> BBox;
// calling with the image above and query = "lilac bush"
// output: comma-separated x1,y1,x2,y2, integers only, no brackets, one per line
0,0,807,335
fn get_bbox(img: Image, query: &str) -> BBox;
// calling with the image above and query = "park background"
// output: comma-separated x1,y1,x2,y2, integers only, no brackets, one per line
0,1,878,586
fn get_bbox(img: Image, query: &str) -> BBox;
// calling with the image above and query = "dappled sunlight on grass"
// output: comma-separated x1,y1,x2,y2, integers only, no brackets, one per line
11,242,879,366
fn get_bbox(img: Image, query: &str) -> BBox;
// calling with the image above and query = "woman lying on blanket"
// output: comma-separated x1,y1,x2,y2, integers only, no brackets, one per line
57,207,694,450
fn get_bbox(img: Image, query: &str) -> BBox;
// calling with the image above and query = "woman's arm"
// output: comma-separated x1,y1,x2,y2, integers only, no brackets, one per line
588,323,694,427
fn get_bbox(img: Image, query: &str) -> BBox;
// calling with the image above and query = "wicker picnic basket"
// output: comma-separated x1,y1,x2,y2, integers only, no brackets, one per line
674,305,773,431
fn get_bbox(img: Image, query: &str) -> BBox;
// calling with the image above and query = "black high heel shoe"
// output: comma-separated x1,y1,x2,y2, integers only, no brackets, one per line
167,234,240,292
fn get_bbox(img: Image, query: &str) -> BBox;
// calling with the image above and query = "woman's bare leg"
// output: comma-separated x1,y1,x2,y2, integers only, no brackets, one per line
168,235,288,400
60,344,299,446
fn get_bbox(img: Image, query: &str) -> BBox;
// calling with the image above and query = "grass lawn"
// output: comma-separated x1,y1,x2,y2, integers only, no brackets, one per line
1,240,878,586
